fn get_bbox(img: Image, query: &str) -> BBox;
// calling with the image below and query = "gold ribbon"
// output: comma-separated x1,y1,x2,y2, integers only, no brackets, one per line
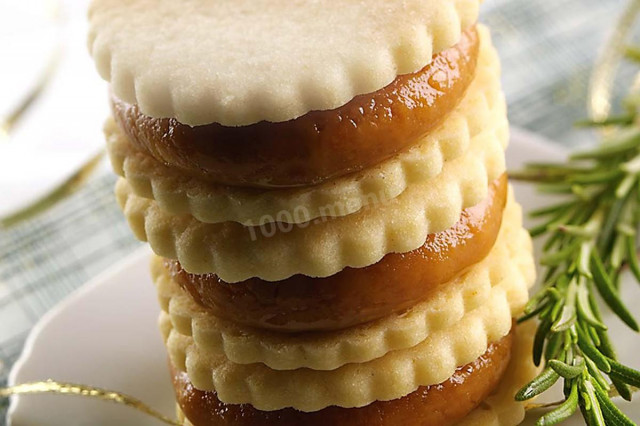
0,0,63,142
588,0,640,120
1,379,636,423
0,380,180,425
0,150,104,228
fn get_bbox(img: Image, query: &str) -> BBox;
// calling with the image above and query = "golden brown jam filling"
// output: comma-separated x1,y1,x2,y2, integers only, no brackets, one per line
166,174,507,332
172,327,514,426
112,27,479,188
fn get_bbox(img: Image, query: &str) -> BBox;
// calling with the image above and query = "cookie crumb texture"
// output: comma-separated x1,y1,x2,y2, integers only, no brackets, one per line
153,193,533,371
105,25,504,226
89,0,480,126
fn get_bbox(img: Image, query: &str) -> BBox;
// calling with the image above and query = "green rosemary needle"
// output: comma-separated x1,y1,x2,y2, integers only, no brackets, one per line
512,92,640,425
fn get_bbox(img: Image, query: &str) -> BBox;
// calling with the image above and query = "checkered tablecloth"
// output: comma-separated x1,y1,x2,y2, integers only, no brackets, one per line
0,0,635,422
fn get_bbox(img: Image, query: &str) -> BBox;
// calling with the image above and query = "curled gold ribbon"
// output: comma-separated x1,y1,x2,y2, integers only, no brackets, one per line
1,379,635,423
0,380,180,425
588,0,640,120
0,150,105,228
0,0,63,142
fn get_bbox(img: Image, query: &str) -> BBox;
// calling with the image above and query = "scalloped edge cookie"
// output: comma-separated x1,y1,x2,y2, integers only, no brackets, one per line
160,283,516,412
115,109,506,281
153,192,534,371
106,26,505,226
456,320,539,426
174,322,538,426
89,0,480,126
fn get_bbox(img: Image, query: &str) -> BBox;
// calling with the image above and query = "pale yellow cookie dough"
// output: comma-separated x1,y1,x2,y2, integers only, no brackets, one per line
161,286,515,412
106,25,505,226
457,321,540,426
89,0,480,126
174,322,538,425
154,191,534,371
115,110,505,281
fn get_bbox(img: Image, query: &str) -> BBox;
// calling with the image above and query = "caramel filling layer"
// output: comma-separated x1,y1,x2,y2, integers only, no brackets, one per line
112,28,479,188
173,327,514,426
167,174,507,333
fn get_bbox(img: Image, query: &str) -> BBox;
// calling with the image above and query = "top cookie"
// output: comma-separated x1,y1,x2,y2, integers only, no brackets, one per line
88,0,480,126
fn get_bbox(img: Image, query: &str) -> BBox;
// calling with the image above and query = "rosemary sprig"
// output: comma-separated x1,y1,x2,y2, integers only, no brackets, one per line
513,93,640,425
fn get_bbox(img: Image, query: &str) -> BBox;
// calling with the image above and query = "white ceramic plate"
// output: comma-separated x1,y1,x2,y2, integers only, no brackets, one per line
7,129,640,425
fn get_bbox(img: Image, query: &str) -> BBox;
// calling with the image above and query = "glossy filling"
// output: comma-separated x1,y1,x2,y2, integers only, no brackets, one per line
112,28,479,188
166,174,507,332
173,326,514,426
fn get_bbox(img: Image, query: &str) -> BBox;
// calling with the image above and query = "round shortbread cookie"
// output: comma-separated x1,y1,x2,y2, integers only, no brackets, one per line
115,115,505,282
456,320,539,426
174,322,538,425
160,285,516,412
89,0,480,126
153,192,534,371
106,25,505,226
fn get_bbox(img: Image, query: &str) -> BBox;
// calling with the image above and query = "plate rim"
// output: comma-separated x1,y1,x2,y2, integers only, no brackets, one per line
6,246,151,420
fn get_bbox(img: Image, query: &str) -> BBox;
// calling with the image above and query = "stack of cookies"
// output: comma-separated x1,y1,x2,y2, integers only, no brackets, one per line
89,0,539,424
